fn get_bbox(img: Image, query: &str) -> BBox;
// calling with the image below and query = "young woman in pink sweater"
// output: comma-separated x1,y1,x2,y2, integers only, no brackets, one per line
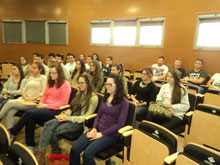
9,63,71,153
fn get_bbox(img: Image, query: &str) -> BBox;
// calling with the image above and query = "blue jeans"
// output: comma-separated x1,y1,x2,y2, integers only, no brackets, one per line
10,108,61,147
69,133,118,165
39,119,83,151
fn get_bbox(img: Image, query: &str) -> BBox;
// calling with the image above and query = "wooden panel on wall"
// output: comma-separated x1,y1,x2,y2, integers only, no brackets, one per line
0,0,219,74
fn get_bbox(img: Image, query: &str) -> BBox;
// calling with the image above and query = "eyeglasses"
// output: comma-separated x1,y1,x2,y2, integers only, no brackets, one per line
105,82,115,87
50,72,58,75
78,82,86,85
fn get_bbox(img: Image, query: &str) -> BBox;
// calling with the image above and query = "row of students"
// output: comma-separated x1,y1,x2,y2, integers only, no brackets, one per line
8,63,71,153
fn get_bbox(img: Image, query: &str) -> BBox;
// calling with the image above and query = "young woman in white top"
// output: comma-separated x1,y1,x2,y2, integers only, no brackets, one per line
0,62,47,129
147,68,190,130
0,64,26,108
207,73,220,90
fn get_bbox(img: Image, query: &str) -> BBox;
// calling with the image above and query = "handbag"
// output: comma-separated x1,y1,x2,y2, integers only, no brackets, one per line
148,100,172,120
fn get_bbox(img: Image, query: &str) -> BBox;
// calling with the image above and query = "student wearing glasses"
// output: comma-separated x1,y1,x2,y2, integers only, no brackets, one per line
131,66,158,127
70,74,129,165
9,63,71,153
36,73,98,165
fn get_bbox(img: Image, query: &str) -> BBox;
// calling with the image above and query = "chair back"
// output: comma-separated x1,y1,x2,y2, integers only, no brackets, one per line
184,84,200,94
126,121,178,165
175,143,220,165
184,104,220,150
6,142,38,165
154,80,167,88
133,72,141,81
0,124,10,153
203,89,220,107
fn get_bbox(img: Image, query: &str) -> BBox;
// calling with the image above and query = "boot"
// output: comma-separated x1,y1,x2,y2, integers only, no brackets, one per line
35,149,46,165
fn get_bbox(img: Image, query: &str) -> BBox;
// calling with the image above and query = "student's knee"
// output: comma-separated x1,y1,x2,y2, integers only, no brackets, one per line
83,149,94,161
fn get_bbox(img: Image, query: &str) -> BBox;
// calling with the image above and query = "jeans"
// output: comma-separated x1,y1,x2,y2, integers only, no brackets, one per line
133,106,149,128
69,133,118,165
39,118,83,151
10,107,61,147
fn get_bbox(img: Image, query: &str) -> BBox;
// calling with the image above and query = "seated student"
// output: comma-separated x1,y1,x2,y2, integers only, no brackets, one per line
70,59,86,88
56,54,70,80
69,74,129,165
182,58,207,93
101,63,128,95
80,54,86,63
33,53,49,76
0,62,47,129
207,73,220,90
102,56,113,77
36,73,98,165
0,64,26,108
89,60,104,92
146,69,190,130
152,56,168,81
174,58,186,79
47,53,56,67
19,56,30,77
65,53,76,74
85,55,93,72
9,63,71,153
92,53,102,68
131,67,158,126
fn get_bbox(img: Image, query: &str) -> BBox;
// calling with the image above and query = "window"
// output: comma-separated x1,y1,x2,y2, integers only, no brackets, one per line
2,20,23,43
91,21,111,44
138,18,165,47
1,19,68,45
113,20,136,46
25,21,45,44
48,21,68,45
90,17,165,48
195,14,220,49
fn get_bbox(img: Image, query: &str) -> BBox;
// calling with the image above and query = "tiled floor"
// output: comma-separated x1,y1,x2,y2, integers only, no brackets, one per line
1,117,184,165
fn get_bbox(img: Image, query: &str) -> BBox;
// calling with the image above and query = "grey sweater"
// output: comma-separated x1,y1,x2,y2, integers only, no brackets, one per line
156,83,190,120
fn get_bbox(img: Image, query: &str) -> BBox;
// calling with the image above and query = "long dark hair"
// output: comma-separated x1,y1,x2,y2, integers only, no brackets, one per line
169,68,186,104
89,60,102,86
71,59,86,79
12,63,25,90
92,53,100,61
70,73,94,114
103,74,124,105
48,63,65,88
19,56,29,65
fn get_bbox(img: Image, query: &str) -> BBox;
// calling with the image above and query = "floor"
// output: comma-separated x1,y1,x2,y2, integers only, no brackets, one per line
1,117,184,165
